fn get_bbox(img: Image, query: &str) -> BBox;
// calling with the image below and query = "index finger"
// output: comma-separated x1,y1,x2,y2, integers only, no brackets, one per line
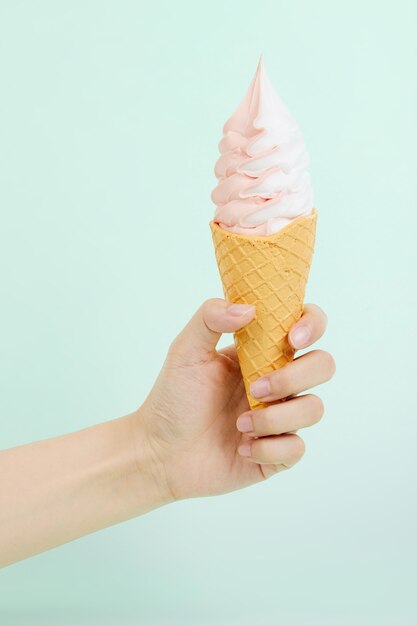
288,304,328,350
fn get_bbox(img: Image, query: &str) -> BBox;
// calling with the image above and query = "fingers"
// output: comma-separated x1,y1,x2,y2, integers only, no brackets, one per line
238,434,305,467
249,349,336,403
236,394,324,436
169,298,256,363
236,394,323,467
235,302,330,471
289,304,328,350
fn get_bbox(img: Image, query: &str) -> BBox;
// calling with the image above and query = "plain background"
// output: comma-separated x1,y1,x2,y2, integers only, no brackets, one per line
0,1,416,624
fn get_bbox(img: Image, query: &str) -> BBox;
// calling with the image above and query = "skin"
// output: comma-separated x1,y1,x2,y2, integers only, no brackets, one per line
0,299,335,567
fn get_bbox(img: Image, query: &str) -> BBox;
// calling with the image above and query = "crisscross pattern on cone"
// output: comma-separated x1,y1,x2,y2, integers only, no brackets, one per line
210,210,317,410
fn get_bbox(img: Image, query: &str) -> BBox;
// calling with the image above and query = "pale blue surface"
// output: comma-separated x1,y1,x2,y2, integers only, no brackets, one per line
0,0,416,623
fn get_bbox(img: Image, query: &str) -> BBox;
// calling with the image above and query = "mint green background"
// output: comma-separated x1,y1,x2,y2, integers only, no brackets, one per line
0,1,416,624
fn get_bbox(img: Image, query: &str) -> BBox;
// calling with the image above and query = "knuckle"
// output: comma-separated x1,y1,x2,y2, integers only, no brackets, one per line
289,435,306,463
257,409,275,434
307,394,325,423
249,438,263,460
312,304,328,325
304,303,328,327
253,437,273,462
202,297,223,313
250,411,261,433
316,350,336,380
272,366,292,395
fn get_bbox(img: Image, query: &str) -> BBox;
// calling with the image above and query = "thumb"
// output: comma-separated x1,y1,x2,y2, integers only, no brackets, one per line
169,298,256,364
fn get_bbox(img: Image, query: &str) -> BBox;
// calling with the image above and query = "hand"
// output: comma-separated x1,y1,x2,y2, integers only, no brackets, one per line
134,299,335,502
0,299,334,566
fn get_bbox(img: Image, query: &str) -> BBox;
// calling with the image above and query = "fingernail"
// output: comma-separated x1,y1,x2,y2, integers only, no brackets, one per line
227,304,255,317
236,413,253,433
238,443,252,457
290,325,311,349
250,377,271,398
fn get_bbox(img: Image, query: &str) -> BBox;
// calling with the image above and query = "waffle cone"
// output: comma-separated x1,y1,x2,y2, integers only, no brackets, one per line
210,210,317,410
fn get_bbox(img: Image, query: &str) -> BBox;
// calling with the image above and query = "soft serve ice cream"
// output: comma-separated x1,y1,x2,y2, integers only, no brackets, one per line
210,58,318,408
212,57,314,236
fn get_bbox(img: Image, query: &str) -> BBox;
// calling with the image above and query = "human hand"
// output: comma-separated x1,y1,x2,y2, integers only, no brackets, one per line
134,299,335,502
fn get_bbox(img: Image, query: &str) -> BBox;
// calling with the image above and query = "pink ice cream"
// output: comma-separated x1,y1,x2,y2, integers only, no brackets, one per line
212,58,314,236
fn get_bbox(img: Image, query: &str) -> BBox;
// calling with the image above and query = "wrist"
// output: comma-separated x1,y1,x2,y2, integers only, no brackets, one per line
122,408,175,513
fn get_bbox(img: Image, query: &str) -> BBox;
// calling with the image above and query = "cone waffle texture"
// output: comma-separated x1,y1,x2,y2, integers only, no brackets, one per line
210,210,317,410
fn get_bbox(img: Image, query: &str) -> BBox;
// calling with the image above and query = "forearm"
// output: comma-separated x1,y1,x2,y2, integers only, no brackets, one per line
0,411,167,567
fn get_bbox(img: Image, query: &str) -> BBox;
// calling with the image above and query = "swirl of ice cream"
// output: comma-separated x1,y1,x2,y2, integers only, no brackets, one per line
212,58,314,236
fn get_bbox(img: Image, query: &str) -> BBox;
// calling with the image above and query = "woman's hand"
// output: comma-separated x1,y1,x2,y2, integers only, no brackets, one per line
0,297,334,566
134,298,335,502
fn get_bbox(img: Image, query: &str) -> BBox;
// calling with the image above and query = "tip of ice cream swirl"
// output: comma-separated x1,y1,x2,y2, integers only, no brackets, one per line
211,57,314,236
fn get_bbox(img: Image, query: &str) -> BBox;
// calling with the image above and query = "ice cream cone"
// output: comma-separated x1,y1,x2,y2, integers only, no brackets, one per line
210,209,317,410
